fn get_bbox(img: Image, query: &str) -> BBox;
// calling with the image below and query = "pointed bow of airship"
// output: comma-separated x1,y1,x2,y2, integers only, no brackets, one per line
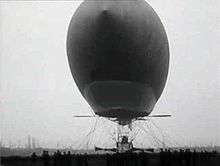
66,0,169,120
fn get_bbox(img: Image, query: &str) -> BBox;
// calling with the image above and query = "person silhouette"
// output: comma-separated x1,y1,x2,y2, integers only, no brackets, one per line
31,152,37,165
42,150,50,166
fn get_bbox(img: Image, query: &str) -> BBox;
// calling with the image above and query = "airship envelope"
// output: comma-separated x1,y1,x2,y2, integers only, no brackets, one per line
66,0,169,121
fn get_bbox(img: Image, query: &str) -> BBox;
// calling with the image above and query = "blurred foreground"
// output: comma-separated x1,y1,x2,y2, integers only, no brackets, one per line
1,149,220,166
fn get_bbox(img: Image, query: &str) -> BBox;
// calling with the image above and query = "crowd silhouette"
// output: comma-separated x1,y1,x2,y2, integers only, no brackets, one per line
2,149,219,166
32,149,219,166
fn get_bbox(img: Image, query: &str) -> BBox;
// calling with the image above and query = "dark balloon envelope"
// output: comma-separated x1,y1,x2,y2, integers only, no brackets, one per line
66,0,169,122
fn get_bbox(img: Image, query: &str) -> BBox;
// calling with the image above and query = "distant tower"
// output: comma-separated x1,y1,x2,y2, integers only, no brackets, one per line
0,140,2,148
28,135,31,149
32,137,36,149
35,139,39,148
57,142,60,149
9,141,12,148
17,140,21,148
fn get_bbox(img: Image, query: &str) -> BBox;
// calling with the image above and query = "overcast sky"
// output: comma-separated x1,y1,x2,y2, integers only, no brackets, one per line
0,0,220,149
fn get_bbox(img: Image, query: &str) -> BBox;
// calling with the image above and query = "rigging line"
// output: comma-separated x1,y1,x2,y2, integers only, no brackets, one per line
149,119,171,147
87,117,99,148
149,119,164,134
142,121,164,147
144,127,161,148
150,120,181,147
130,122,141,142
95,118,102,145
88,106,96,116
106,123,117,142
148,126,165,148
89,123,98,148
101,119,116,143
78,117,99,149
136,122,158,148
146,121,163,143
97,118,116,147
107,123,117,143
111,126,118,143
75,116,98,149
96,118,108,146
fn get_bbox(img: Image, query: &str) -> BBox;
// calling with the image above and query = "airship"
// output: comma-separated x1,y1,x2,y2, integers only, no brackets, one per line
66,0,169,126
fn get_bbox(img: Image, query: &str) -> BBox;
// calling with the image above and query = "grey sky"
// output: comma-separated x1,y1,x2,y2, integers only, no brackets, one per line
0,0,220,149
